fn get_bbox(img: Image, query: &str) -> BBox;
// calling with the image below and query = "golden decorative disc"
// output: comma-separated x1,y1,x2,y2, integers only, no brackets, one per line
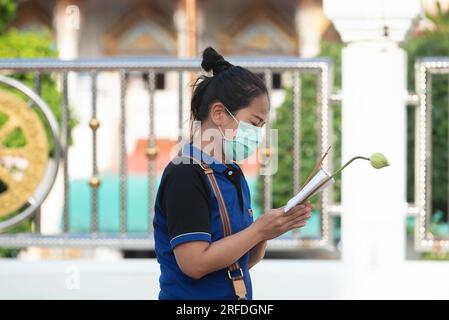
0,90,48,217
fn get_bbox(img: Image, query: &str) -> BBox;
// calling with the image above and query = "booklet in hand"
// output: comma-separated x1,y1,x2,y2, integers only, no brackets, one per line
284,146,335,213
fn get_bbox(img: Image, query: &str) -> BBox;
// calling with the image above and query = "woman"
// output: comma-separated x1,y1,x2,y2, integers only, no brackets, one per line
153,47,312,300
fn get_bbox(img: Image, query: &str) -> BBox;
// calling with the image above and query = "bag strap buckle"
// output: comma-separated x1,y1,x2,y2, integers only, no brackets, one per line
228,268,243,280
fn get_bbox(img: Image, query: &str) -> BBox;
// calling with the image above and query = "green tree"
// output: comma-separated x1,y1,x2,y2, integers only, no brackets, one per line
0,0,16,33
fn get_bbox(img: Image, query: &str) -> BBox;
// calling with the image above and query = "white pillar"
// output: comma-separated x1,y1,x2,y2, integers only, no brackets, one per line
174,1,188,58
296,0,326,57
54,0,81,60
41,0,83,235
324,0,421,297
54,0,88,178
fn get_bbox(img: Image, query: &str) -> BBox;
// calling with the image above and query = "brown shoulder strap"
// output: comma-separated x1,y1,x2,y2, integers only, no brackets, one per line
181,155,247,300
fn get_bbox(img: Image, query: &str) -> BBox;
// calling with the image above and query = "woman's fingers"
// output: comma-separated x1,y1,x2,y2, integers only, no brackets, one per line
285,201,312,214
291,221,307,229
284,213,311,230
261,202,313,238
283,201,313,230
284,204,312,222
287,219,309,231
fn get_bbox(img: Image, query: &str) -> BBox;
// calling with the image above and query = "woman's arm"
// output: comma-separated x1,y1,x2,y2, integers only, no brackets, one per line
248,240,268,269
174,223,263,279
173,202,312,279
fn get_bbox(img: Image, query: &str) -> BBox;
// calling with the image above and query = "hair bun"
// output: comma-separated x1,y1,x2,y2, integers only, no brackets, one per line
201,46,233,76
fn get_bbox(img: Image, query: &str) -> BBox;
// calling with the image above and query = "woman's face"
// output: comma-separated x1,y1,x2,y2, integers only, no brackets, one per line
211,94,270,139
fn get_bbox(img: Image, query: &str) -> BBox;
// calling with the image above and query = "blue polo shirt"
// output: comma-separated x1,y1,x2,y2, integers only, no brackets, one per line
153,143,254,300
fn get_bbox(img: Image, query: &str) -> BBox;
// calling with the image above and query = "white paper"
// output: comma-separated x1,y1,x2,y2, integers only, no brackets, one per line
284,169,335,213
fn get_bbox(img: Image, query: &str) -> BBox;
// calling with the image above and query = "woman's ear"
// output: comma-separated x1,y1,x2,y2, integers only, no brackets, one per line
209,102,226,126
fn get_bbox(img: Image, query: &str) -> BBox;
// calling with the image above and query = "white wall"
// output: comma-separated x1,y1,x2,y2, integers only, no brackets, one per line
2,259,449,300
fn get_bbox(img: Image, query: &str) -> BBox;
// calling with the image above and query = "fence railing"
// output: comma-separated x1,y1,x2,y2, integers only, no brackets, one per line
413,57,449,252
0,56,340,251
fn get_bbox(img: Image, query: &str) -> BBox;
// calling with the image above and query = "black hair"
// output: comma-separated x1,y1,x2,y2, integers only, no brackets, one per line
189,46,268,136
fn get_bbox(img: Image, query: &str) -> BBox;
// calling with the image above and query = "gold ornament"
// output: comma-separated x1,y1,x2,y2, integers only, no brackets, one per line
0,90,48,217
263,147,271,157
89,176,101,188
89,118,100,131
145,146,159,160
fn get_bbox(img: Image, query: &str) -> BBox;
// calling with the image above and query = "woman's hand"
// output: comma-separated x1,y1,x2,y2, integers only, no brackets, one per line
252,201,313,241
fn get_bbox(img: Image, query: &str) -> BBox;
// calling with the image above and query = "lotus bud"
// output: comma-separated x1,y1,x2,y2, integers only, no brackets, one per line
297,149,389,204
369,152,390,169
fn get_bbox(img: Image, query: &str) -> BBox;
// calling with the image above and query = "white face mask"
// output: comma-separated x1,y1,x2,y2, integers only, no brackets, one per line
218,107,263,162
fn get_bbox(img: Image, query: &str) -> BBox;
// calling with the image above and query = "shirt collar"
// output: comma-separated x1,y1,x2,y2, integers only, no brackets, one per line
182,143,238,173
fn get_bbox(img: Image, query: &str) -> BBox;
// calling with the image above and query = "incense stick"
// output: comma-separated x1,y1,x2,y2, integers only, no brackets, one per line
297,145,331,194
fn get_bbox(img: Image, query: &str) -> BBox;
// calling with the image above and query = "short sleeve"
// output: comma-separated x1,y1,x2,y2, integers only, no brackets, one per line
160,162,211,249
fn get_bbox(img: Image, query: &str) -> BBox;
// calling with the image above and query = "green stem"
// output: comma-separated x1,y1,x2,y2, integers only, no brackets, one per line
331,156,370,178
300,156,370,203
